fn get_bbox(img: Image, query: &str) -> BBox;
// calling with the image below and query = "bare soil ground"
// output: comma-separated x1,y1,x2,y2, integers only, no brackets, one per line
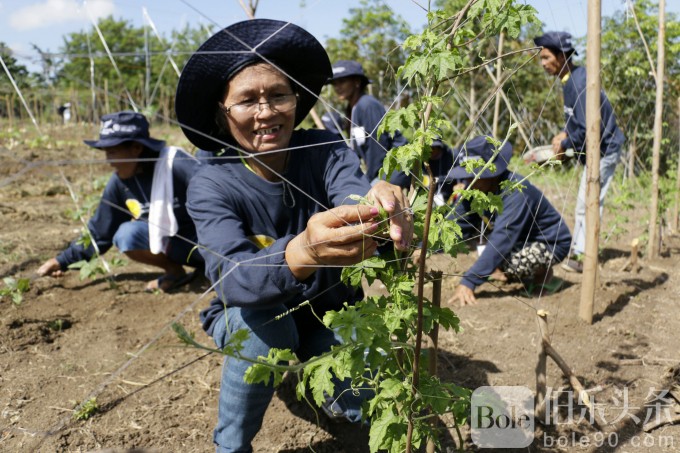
2,123,680,452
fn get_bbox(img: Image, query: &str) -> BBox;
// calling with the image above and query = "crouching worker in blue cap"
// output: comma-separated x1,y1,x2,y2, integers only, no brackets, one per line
447,136,572,306
37,111,204,292
175,19,413,453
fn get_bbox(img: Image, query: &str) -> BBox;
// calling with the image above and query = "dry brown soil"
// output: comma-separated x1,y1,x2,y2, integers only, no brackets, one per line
2,123,680,452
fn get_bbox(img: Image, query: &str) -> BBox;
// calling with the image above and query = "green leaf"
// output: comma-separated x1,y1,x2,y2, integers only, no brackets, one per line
244,347,297,387
369,407,401,453
306,357,337,406
379,377,407,400
430,50,461,80
380,142,423,179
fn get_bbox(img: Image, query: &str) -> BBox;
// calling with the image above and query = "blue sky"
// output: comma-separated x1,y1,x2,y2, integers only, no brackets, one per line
0,0,676,71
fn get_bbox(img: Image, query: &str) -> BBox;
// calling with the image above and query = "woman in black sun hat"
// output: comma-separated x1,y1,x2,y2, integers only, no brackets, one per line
175,19,413,452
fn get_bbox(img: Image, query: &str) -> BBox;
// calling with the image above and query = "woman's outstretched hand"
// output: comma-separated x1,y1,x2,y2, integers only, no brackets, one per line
366,181,413,252
286,204,381,280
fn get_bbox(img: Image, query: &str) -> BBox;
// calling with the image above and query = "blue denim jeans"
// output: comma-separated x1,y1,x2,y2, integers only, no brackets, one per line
572,150,621,255
112,220,202,268
210,305,366,453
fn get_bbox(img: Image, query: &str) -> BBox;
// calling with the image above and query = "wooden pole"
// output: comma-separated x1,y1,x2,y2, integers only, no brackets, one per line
8,94,14,126
5,95,11,127
579,0,602,324
145,24,151,108
104,79,110,115
627,124,638,180
308,108,324,129
469,75,476,131
535,311,597,426
535,311,549,422
648,0,666,258
673,97,680,233
492,33,505,138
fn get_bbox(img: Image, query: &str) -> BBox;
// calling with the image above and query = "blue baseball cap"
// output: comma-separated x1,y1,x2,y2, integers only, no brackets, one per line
534,31,578,55
449,136,513,180
329,60,371,85
83,111,165,152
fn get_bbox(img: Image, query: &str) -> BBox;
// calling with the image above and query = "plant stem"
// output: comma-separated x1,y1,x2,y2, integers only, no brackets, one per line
406,164,437,453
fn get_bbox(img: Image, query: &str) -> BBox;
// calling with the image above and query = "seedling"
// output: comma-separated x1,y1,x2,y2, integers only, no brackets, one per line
0,277,30,305
73,398,98,420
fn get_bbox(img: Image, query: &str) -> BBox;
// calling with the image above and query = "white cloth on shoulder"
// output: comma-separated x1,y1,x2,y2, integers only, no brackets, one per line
149,146,195,255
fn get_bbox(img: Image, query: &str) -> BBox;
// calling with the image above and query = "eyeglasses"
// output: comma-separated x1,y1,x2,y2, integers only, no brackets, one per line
223,93,298,118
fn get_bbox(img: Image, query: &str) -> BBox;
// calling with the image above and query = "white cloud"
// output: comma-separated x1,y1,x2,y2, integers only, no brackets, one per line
9,0,115,31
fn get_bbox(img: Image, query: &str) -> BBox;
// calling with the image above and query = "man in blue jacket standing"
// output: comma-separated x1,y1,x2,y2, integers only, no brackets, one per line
534,31,625,273
448,136,572,306
329,60,407,184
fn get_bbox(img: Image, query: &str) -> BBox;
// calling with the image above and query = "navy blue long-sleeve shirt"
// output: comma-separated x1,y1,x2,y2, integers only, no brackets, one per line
561,66,625,163
187,129,371,337
451,173,572,290
56,153,200,269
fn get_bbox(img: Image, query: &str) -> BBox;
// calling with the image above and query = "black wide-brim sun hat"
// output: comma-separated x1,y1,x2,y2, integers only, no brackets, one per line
175,19,331,152
450,136,513,180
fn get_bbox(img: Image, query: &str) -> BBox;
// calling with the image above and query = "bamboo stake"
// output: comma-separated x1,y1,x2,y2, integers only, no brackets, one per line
308,108,324,129
104,79,110,115
673,97,680,233
648,0,666,258
144,23,151,108
469,75,476,130
492,33,504,138
237,0,258,18
7,95,13,127
86,32,97,122
535,311,548,422
619,238,641,272
580,0,602,324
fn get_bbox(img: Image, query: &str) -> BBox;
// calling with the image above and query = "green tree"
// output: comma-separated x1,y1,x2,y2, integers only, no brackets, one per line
1,19,211,123
428,0,544,149
0,43,30,86
0,42,32,118
54,17,211,121
57,17,148,98
324,0,413,105
599,0,680,172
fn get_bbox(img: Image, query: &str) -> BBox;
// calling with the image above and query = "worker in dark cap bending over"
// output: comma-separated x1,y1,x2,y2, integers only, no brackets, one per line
534,31,625,273
447,136,572,306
